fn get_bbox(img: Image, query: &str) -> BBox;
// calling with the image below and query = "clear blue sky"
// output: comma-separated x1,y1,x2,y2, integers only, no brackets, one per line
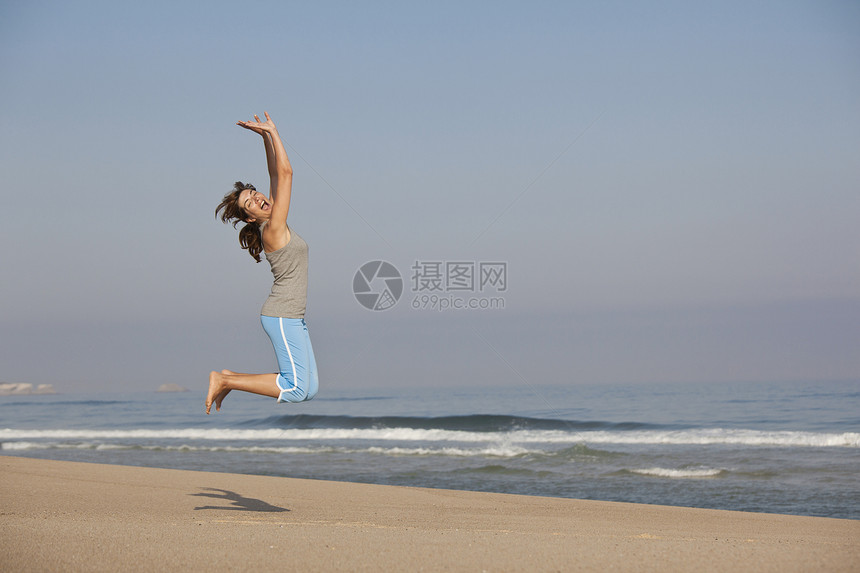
1,1,858,393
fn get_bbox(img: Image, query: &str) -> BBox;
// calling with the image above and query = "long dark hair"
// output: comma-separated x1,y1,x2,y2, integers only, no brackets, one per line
215,181,264,262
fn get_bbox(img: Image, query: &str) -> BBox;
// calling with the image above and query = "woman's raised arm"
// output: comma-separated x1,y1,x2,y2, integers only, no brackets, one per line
237,112,294,248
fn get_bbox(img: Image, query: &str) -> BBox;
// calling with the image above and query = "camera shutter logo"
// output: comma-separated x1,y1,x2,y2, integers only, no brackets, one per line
353,261,403,311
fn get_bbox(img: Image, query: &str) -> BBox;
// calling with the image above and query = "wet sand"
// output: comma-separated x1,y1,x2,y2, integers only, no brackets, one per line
1,456,857,572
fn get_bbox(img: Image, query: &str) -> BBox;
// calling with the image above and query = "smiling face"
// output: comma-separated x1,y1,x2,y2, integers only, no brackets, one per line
238,187,271,222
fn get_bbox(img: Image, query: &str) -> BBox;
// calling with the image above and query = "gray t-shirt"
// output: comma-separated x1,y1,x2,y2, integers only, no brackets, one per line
260,226,308,318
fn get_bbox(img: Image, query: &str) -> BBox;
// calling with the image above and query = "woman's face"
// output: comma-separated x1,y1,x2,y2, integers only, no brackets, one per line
238,188,271,222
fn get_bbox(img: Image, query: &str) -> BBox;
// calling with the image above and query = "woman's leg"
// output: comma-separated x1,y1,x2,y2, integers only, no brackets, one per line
206,316,317,413
205,370,280,414
302,321,319,402
260,316,321,403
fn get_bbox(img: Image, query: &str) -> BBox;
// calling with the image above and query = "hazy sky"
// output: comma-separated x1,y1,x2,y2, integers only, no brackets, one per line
1,1,858,394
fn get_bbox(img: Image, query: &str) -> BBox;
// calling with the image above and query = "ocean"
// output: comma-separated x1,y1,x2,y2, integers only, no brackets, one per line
1,380,858,520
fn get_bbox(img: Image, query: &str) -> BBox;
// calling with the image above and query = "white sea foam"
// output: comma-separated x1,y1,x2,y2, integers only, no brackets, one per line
1,441,49,451
629,467,725,478
1,428,858,447
365,445,531,457
0,440,530,457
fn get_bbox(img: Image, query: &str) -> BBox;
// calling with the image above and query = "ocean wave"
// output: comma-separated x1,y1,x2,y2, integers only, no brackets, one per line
627,467,727,478
1,441,51,451
0,400,130,407
0,441,532,458
456,465,558,477
363,445,530,457
1,441,340,455
530,444,622,460
1,428,857,447
238,413,660,432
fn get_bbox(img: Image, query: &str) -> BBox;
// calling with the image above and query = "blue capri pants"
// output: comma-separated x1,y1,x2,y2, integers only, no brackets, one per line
260,316,319,403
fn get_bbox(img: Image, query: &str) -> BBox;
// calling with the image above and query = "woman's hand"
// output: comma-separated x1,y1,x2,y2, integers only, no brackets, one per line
237,112,277,135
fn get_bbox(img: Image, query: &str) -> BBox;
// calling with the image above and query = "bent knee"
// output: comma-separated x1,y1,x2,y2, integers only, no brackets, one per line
303,386,318,402
277,384,308,403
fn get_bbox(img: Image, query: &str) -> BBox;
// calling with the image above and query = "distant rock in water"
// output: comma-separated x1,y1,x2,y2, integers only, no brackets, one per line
156,383,189,393
0,383,57,395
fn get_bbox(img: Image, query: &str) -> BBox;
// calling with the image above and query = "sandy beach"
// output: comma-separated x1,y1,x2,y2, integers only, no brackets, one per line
1,456,857,572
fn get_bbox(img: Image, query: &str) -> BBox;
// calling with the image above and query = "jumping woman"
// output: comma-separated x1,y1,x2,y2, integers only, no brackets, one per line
206,112,318,414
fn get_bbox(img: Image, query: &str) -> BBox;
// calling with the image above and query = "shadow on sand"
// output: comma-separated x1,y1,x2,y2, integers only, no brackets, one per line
190,487,290,513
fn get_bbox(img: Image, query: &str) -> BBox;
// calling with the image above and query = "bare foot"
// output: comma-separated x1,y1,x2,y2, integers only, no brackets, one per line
214,370,235,411
206,371,228,414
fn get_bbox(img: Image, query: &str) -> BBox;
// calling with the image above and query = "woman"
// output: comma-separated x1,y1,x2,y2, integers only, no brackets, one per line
206,112,319,414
